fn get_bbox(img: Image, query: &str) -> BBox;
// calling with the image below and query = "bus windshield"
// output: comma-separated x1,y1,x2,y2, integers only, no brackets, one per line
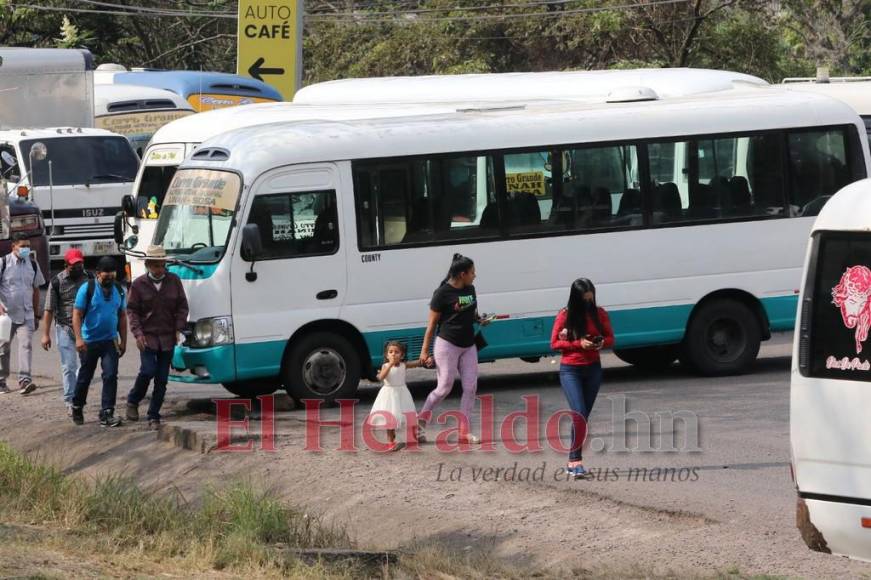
153,169,240,263
23,137,138,186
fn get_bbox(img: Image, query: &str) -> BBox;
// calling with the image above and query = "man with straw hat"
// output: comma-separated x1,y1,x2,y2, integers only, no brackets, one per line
125,245,189,429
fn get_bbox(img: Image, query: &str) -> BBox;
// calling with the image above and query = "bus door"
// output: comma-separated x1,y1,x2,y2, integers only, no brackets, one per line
231,163,347,370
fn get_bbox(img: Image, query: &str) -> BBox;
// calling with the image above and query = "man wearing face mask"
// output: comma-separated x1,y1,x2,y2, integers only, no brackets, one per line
41,249,91,414
125,245,188,430
0,233,46,395
70,256,127,427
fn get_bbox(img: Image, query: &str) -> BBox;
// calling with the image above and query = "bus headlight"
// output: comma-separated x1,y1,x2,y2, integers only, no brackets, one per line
193,316,234,347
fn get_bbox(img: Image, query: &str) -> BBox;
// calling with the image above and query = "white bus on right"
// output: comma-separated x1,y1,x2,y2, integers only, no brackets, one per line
792,177,871,562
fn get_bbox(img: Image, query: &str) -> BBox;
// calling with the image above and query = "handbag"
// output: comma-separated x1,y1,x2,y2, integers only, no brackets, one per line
474,330,488,352
438,309,488,351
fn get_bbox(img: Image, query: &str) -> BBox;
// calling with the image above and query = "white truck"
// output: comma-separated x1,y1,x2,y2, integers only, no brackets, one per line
0,48,139,269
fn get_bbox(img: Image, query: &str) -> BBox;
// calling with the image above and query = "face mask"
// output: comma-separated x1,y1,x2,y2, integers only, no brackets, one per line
69,265,84,280
100,277,114,288
148,272,165,282
17,247,30,259
585,301,596,311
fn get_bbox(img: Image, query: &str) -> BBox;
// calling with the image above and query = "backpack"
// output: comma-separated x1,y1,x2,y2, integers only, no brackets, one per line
0,253,37,279
84,278,125,310
50,271,93,312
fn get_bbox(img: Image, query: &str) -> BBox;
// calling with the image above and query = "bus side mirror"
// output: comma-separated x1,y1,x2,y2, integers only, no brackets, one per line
241,224,263,261
113,211,125,244
242,224,263,282
122,194,135,217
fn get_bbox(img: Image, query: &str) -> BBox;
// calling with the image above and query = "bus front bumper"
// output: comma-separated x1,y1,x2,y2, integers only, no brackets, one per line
170,344,236,384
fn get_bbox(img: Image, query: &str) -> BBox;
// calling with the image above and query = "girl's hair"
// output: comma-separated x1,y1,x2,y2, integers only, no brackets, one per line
565,278,604,340
441,253,475,285
383,340,407,361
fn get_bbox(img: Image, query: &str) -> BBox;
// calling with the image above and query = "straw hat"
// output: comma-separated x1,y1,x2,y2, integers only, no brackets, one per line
144,245,168,260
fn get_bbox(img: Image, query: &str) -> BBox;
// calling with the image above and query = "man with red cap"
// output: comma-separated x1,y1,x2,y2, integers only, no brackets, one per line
42,248,91,415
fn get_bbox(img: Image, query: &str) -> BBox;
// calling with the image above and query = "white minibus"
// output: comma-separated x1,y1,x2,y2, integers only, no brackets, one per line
791,177,871,562
94,84,194,157
144,89,868,399
118,101,534,280
293,67,766,105
783,77,871,144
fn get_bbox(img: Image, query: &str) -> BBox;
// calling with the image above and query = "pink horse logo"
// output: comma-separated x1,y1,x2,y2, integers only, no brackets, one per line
832,265,871,354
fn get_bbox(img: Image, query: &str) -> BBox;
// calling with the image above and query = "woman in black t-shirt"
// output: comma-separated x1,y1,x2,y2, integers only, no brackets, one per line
418,254,489,444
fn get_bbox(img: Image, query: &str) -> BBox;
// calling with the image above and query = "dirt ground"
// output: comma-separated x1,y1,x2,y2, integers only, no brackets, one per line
1,344,871,579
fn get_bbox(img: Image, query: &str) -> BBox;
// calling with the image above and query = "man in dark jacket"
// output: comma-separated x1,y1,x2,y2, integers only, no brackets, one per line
125,245,189,429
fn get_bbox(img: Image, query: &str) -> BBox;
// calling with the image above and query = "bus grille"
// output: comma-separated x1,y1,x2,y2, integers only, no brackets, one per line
54,223,114,238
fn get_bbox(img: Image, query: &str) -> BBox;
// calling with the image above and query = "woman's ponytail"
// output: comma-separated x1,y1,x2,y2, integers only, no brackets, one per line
441,253,475,285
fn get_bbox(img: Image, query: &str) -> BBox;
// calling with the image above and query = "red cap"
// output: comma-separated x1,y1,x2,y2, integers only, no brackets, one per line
64,248,84,265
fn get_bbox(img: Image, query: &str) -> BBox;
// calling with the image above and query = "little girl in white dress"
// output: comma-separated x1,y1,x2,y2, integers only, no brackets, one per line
368,341,422,451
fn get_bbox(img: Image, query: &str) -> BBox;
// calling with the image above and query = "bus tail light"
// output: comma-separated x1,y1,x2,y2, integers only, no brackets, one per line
862,518,871,529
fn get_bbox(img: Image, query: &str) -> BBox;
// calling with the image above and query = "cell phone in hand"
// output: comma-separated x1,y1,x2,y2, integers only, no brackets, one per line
586,334,604,345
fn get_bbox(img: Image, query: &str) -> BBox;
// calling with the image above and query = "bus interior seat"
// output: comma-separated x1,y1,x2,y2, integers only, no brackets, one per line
617,188,641,215
479,201,501,230
402,197,434,243
591,186,612,225
652,182,682,223
727,176,753,215
689,182,718,219
511,191,542,226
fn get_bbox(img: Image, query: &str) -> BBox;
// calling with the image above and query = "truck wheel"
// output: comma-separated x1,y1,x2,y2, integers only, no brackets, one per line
222,380,279,398
680,299,761,375
614,345,679,370
283,332,361,404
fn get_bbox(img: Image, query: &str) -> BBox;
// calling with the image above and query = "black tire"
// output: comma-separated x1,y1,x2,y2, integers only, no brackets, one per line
283,332,361,404
614,345,679,370
221,380,279,398
680,299,761,375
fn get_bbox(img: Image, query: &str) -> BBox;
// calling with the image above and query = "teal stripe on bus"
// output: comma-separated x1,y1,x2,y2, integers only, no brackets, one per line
173,294,800,384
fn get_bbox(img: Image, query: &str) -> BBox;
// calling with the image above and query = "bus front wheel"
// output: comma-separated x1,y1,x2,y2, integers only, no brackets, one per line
283,332,361,404
680,299,761,375
614,345,679,370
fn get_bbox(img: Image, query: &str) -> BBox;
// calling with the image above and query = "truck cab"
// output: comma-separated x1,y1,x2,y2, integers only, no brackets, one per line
0,128,139,271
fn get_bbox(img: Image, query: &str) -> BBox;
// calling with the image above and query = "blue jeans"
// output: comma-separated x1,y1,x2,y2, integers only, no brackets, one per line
559,363,603,461
127,348,173,421
72,340,119,413
56,325,80,404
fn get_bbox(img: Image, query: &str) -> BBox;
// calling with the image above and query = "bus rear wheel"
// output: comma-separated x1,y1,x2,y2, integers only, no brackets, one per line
221,380,279,398
614,345,679,370
680,299,761,375
283,332,361,404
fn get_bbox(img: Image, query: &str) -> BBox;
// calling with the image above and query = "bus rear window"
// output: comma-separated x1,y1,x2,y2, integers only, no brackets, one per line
807,232,871,380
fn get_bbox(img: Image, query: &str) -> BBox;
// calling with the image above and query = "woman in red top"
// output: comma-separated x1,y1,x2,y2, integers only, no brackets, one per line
550,278,615,478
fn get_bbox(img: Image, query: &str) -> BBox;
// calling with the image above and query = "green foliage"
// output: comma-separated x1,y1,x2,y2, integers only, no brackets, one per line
1,1,868,82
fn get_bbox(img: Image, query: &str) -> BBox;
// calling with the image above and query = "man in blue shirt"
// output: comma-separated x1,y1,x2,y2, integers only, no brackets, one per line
70,257,128,427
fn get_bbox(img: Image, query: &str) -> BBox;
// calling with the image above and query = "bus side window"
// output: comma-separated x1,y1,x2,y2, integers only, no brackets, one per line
788,129,851,217
353,154,498,249
246,190,339,260
558,144,640,230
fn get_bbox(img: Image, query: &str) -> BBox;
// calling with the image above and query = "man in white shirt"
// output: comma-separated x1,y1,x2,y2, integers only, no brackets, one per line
0,233,46,394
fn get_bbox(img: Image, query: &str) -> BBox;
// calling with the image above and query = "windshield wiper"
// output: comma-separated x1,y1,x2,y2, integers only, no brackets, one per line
90,173,133,182
168,257,204,276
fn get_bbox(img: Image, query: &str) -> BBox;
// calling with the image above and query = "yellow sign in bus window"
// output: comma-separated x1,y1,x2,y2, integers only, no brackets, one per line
506,171,547,197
